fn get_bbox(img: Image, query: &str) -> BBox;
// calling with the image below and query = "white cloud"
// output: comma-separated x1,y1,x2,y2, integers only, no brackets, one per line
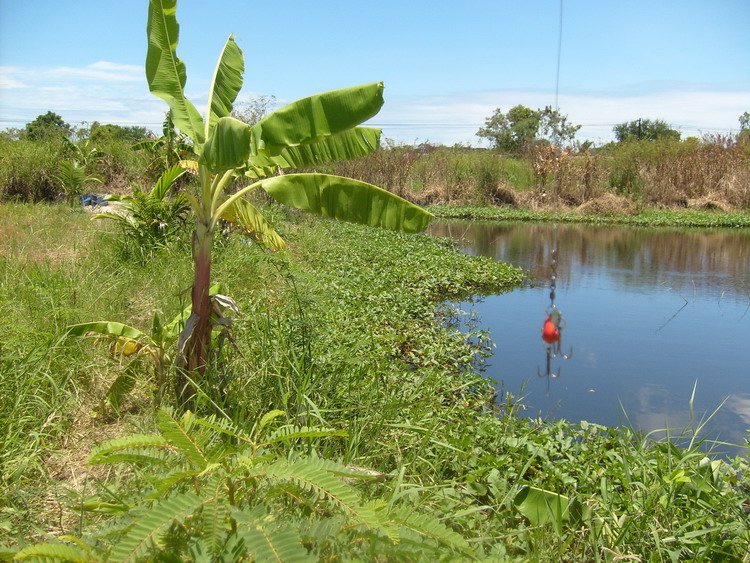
1,62,142,89
0,67,27,89
373,87,750,146
2,63,747,145
0,62,163,130
726,394,750,426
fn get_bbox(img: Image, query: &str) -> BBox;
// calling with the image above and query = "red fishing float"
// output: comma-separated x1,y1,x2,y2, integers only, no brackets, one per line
542,315,560,344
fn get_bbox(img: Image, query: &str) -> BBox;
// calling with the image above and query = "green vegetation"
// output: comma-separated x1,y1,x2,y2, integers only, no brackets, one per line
614,118,681,143
91,165,192,260
429,204,750,228
23,111,72,141
317,135,750,212
0,0,749,558
2,202,749,560
134,0,432,391
3,116,749,214
477,104,581,153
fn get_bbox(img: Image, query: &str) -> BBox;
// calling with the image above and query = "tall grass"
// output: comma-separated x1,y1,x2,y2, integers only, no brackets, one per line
315,136,750,211
0,137,150,202
319,144,535,205
4,134,748,211
0,137,66,201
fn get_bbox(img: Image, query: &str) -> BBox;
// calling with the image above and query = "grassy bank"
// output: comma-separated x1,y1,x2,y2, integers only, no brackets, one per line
429,204,750,228
4,136,749,217
2,202,749,560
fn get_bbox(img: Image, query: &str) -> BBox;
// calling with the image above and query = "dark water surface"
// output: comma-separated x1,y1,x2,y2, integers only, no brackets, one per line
430,220,750,453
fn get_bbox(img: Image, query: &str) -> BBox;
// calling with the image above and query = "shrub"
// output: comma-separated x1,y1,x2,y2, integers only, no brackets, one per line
0,137,67,202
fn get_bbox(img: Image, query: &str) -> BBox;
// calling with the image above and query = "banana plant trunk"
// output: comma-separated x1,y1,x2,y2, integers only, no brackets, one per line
186,221,214,378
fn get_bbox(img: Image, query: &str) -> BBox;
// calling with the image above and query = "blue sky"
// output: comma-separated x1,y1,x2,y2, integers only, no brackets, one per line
1,0,748,145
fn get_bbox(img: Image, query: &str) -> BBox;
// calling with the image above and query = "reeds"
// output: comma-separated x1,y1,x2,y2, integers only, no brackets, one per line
316,135,750,211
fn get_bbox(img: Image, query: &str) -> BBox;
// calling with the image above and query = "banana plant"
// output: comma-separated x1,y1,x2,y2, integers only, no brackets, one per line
144,0,432,383
132,110,196,178
67,284,235,409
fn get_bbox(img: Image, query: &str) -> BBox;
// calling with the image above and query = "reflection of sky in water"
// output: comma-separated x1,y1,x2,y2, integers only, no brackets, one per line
431,221,750,456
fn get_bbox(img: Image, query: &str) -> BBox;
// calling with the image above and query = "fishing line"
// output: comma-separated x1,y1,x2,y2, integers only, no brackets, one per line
555,0,564,111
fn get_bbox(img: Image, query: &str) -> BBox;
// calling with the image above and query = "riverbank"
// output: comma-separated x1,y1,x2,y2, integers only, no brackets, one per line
2,202,749,559
430,204,750,228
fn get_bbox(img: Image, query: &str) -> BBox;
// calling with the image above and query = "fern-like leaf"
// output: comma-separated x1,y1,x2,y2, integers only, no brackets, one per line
157,409,209,468
240,527,312,563
147,469,208,500
13,542,98,562
88,434,172,465
201,474,229,557
263,460,384,535
110,492,205,562
195,414,252,445
255,409,286,437
386,505,475,557
307,458,384,481
233,509,313,562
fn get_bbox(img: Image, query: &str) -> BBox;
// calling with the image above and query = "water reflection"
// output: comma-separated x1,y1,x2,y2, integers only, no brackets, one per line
430,221,750,302
430,220,750,456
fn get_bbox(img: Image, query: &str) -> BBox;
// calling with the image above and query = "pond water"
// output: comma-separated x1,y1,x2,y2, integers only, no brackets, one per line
430,220,750,454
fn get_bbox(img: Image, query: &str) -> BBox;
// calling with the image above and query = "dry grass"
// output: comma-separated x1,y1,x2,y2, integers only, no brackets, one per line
326,137,750,213
575,192,636,216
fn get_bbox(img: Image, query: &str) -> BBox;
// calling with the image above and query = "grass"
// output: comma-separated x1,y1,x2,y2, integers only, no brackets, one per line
1,201,749,560
429,204,750,228
312,136,750,212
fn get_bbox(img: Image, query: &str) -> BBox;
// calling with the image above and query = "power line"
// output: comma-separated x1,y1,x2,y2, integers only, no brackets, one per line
555,0,564,111
0,117,738,135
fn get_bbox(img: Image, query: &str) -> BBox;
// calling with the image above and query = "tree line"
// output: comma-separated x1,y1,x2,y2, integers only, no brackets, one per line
6,106,750,153
476,106,750,153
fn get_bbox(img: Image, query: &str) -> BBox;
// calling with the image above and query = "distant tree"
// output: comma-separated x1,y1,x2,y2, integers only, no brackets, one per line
477,105,538,153
538,106,581,147
230,94,276,126
25,111,72,140
613,119,680,142
477,104,579,153
739,112,750,145
89,122,150,143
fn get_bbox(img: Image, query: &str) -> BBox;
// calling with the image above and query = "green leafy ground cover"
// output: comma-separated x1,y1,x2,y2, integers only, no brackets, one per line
430,204,750,228
1,203,749,560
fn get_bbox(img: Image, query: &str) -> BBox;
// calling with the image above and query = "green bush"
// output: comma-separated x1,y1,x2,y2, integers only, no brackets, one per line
86,137,151,191
0,137,67,201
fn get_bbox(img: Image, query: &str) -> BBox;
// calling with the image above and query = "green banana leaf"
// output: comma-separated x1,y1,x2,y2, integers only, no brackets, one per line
201,117,253,173
243,127,381,176
272,127,382,168
146,0,205,144
252,82,384,155
205,35,244,139
514,486,571,529
261,173,433,234
220,198,287,251
67,321,149,342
